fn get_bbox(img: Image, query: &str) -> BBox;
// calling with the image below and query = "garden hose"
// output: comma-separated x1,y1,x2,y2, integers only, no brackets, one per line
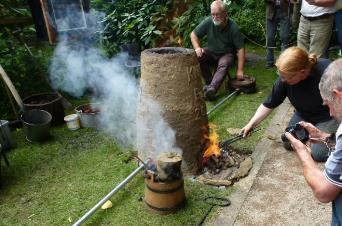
197,196,231,226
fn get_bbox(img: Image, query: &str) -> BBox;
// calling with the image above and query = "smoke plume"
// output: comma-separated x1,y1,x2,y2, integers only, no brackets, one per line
49,7,182,159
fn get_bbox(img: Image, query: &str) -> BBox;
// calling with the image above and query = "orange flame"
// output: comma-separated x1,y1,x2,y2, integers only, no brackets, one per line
203,123,221,159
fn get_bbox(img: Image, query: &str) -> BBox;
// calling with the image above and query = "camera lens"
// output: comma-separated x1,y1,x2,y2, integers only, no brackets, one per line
281,133,288,142
280,123,309,143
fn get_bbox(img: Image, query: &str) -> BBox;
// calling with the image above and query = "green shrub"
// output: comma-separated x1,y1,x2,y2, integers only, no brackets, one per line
172,2,207,48
172,0,266,48
0,2,53,119
93,0,172,56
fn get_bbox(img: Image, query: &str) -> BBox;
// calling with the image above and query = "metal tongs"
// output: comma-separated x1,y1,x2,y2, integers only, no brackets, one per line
219,125,262,149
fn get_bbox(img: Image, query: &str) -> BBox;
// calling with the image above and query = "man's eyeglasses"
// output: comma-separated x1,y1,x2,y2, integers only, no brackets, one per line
211,12,224,18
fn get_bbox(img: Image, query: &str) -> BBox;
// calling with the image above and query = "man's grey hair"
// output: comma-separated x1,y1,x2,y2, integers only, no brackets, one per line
211,0,226,11
319,59,342,101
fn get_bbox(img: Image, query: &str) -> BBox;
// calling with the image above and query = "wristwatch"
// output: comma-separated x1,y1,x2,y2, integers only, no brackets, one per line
324,133,336,151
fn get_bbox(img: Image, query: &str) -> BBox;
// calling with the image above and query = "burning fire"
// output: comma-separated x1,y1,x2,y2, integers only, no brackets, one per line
203,123,221,159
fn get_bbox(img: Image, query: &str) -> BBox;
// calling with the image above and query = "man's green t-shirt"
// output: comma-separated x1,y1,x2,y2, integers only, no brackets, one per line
193,17,244,55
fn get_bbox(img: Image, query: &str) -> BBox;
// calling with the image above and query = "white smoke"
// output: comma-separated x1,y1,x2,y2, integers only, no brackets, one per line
49,7,182,158
136,96,182,160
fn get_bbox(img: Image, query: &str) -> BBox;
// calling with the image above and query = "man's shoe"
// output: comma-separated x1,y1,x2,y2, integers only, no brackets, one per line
203,85,209,93
265,63,275,69
205,86,216,101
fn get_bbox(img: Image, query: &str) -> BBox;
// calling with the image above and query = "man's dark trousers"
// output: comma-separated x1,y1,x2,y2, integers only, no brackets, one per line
198,48,234,91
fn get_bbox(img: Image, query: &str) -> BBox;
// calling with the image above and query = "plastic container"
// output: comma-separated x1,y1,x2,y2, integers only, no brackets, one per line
21,109,52,142
64,114,80,131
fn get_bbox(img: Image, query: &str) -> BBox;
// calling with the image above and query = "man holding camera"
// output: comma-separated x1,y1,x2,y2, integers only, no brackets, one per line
285,59,342,224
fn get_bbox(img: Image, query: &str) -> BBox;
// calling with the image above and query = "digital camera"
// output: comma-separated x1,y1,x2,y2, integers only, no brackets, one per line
281,123,309,143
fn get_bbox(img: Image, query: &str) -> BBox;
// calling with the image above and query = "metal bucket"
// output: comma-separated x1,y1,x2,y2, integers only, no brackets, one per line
21,109,52,142
74,103,100,128
0,120,16,151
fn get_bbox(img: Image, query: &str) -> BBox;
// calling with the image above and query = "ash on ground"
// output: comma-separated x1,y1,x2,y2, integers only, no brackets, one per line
197,146,253,187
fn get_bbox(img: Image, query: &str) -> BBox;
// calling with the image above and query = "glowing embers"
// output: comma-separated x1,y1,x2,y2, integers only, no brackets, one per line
199,124,253,186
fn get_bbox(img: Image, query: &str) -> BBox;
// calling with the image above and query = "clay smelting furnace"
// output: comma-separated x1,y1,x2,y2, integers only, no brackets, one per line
137,47,209,174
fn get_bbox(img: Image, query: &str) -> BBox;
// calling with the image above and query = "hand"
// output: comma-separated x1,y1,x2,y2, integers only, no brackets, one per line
195,48,204,57
236,70,244,80
298,121,329,141
240,124,253,138
285,132,312,154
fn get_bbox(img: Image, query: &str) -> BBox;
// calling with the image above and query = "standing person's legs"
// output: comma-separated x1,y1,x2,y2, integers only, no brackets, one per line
297,16,310,53
279,14,290,51
291,1,301,31
266,15,277,67
210,53,234,91
308,15,334,58
335,11,342,55
312,118,339,162
198,48,217,85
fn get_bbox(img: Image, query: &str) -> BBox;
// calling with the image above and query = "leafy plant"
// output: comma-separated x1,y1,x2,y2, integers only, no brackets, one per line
227,0,266,45
96,0,172,55
172,1,207,48
0,1,53,119
172,0,266,48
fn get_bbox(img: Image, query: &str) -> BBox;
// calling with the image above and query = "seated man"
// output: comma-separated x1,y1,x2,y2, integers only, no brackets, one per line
190,0,245,100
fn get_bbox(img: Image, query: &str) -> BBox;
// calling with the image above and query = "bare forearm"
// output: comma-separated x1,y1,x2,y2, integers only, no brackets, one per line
237,48,245,74
306,0,336,7
190,32,201,50
248,104,273,127
298,150,335,202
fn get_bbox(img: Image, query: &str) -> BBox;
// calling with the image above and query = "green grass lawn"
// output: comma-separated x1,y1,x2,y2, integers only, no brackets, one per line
0,45,278,225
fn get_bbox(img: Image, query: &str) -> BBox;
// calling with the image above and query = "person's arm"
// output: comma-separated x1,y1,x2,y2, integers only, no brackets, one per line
286,132,341,202
236,48,245,80
298,121,331,141
241,104,273,137
305,0,336,7
190,32,204,58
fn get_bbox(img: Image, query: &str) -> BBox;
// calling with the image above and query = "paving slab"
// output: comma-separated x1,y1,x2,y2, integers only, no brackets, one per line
212,99,331,225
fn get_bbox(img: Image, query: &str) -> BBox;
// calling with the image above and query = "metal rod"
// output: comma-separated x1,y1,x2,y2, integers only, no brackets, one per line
207,90,239,116
220,126,262,148
73,162,146,226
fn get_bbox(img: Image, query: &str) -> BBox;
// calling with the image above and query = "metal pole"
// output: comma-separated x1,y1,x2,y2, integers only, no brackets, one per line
73,163,145,226
207,90,239,116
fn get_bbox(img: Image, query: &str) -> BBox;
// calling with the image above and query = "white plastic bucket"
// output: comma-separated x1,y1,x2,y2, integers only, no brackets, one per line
64,114,80,131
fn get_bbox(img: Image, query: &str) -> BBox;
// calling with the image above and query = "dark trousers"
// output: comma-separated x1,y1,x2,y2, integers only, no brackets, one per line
198,49,234,90
266,6,290,64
